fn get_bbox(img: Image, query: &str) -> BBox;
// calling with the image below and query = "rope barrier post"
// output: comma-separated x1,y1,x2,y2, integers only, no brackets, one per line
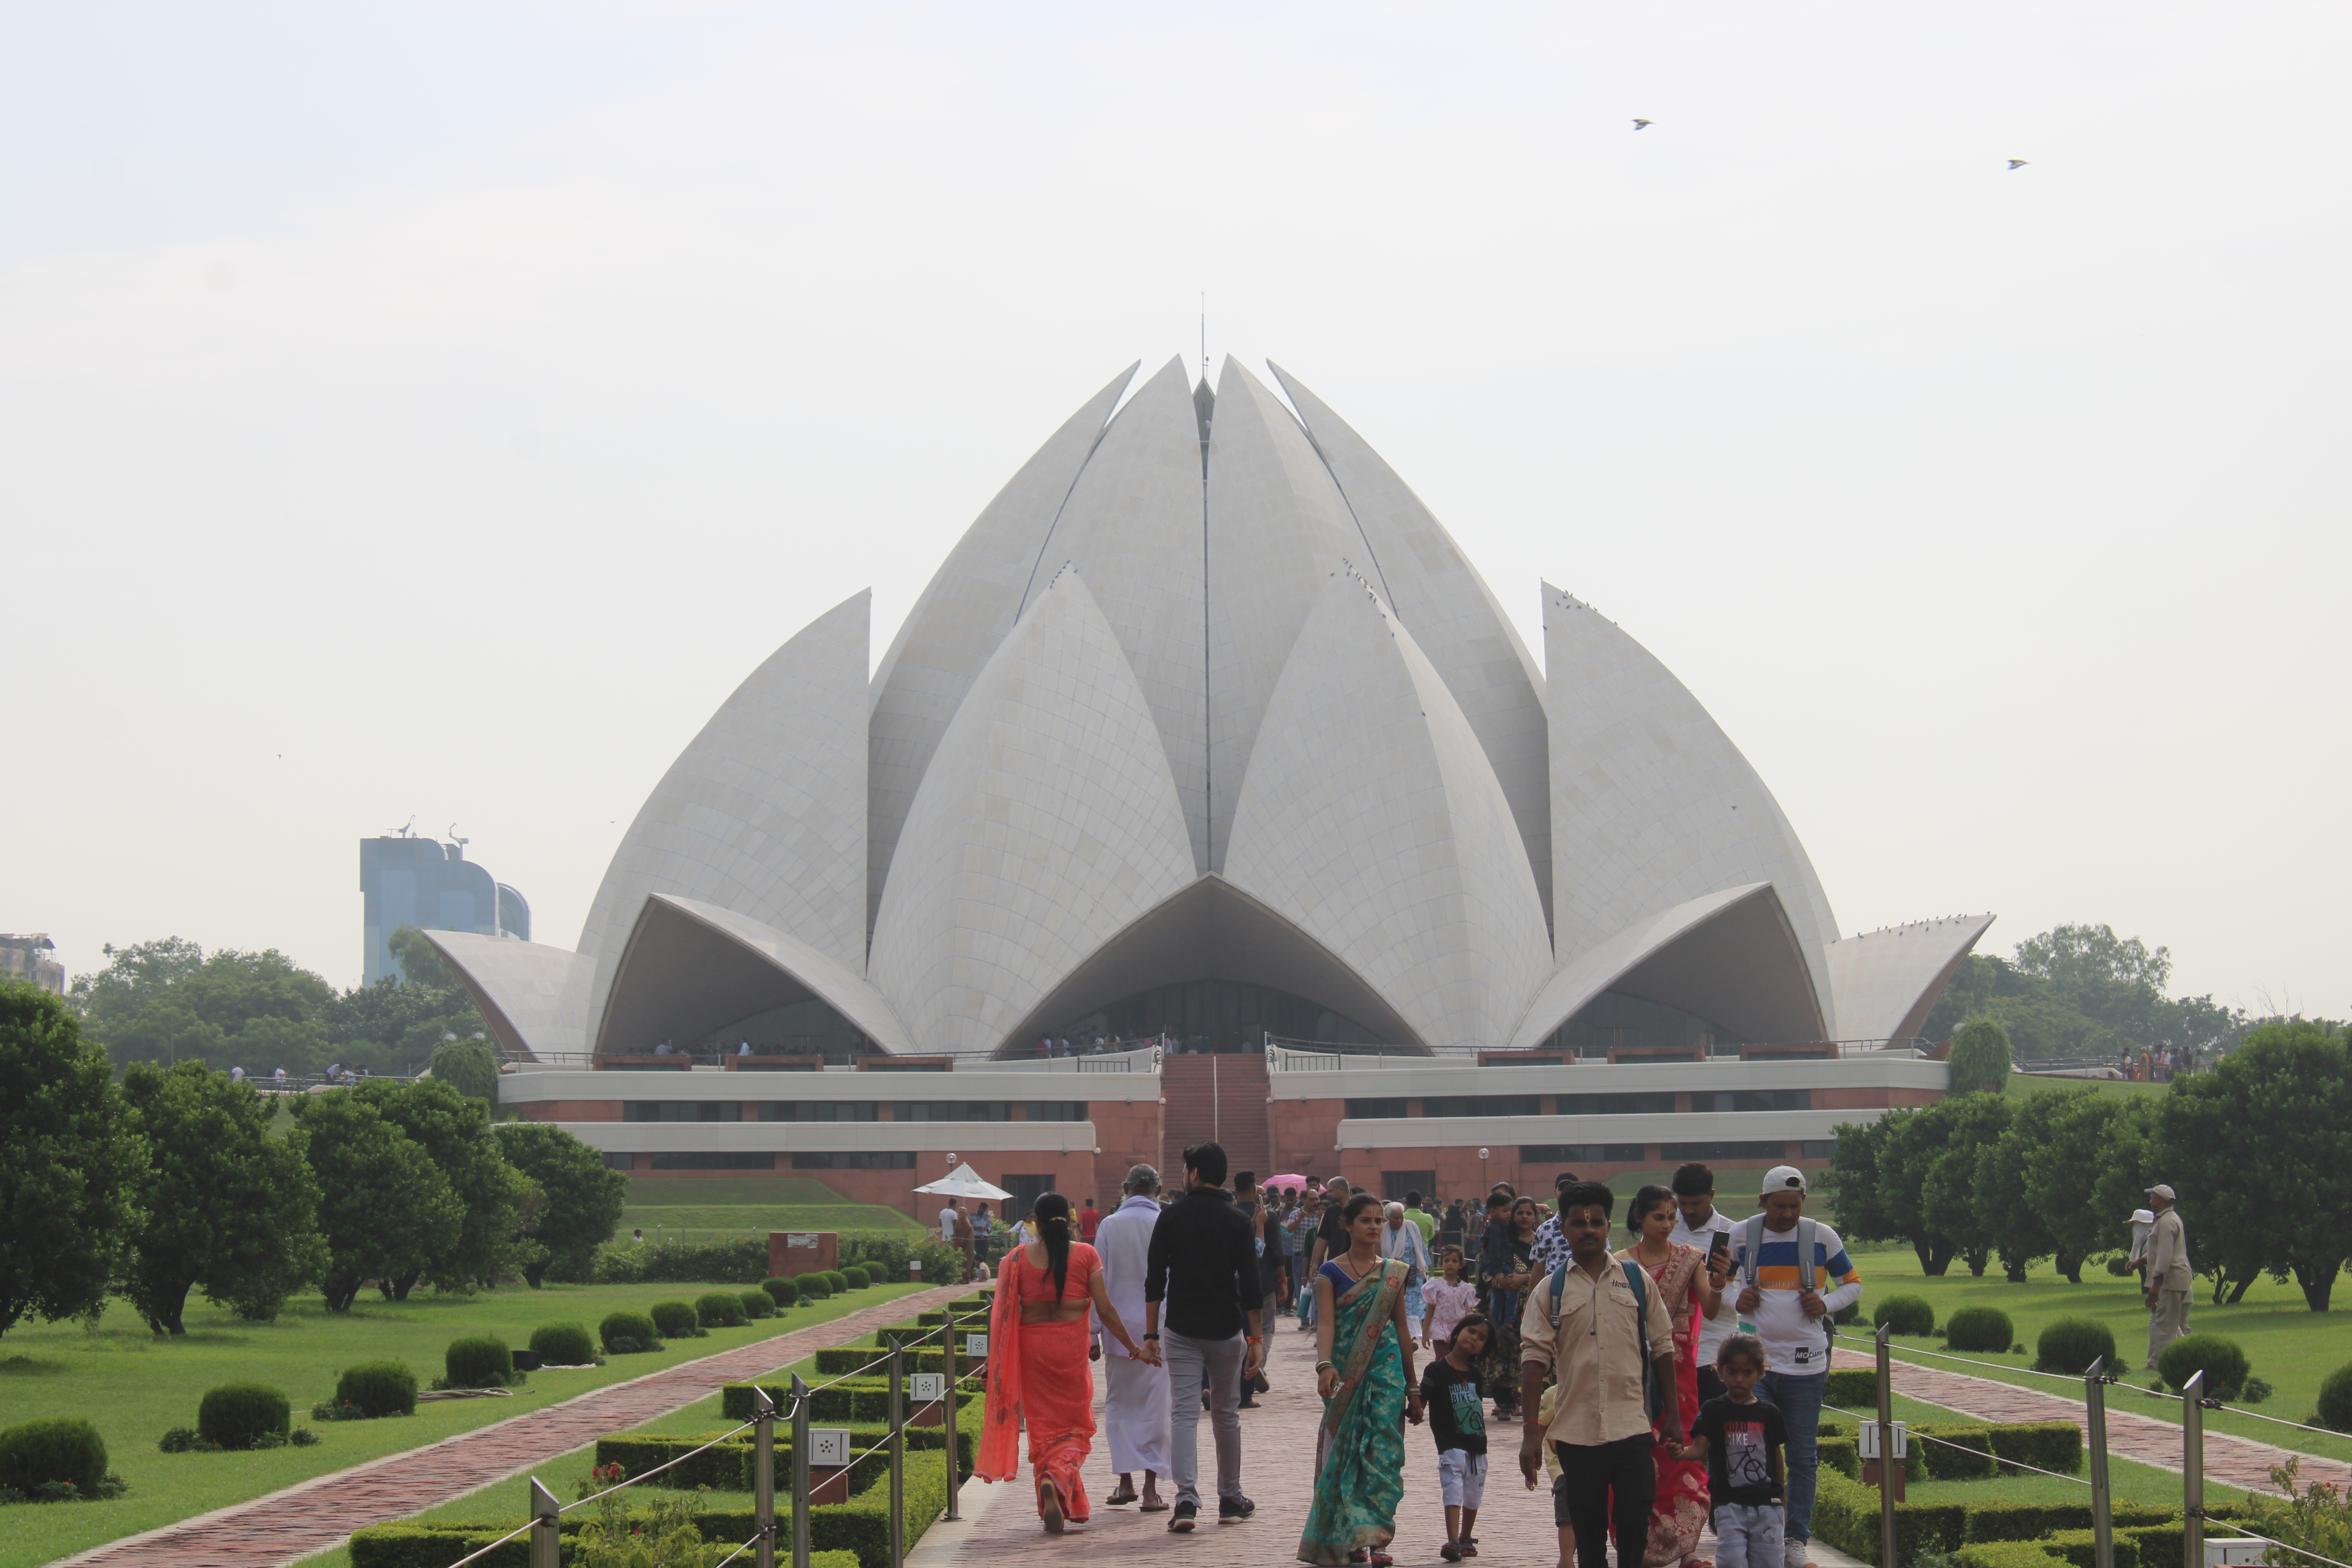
943,1315,962,1521
529,1477,561,1568
2086,1358,2114,1568
1875,1324,1899,1568
754,1384,779,1568
791,1374,813,1568
2183,1371,2205,1568
888,1335,907,1568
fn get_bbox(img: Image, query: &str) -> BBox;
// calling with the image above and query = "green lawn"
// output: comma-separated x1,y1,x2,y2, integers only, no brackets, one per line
620,1205,924,1241
1841,1245,2352,1466
1844,1390,2241,1506
0,1279,924,1568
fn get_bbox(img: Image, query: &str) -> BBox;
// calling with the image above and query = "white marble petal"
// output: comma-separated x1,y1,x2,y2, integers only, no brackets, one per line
866,363,1137,935
1028,357,1212,871
1544,583,1840,1031
1269,362,1552,922
422,933,591,1060
1825,913,1997,1047
1225,570,1554,1051
867,569,1199,1055
578,589,871,1035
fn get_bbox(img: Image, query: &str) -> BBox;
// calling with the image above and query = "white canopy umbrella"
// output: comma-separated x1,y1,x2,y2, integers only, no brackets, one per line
911,1165,1011,1202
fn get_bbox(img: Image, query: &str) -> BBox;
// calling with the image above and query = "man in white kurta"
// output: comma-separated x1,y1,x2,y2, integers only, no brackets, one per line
1092,1165,1172,1508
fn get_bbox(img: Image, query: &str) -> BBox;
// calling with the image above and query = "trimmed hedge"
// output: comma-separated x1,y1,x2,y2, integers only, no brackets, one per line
801,1275,833,1301
198,1383,291,1450
695,1290,748,1328
528,1323,595,1366
355,1403,978,1568
598,1310,661,1354
2157,1333,2250,1401
648,1300,706,1339
2319,1360,2352,1432
595,1421,972,1490
1825,1368,1880,1408
336,1361,419,1417
444,1336,513,1389
723,1379,935,1423
1956,1546,2075,1568
2042,1529,2141,1568
2036,1318,2119,1376
740,1289,775,1319
0,1416,109,1494
1811,1467,2196,1566
1874,1295,1935,1336
762,1276,800,1307
814,1347,969,1376
821,1270,849,1294
1947,1305,2015,1353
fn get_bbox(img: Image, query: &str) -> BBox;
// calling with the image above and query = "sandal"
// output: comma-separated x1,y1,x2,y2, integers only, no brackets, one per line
1105,1483,1138,1507
1039,1479,1065,1534
1140,1498,1170,1513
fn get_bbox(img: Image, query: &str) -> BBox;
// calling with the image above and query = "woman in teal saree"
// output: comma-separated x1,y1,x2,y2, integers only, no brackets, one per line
1299,1193,1424,1566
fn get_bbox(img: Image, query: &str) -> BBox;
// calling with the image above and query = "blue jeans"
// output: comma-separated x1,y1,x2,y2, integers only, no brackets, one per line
1761,1369,1826,1544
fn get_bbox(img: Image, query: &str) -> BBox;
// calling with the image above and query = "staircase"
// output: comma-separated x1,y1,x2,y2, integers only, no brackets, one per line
1160,1052,1272,1183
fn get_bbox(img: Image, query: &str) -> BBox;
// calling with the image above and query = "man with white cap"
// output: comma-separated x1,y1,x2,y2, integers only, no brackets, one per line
1726,1165,1863,1568
2141,1185,2192,1368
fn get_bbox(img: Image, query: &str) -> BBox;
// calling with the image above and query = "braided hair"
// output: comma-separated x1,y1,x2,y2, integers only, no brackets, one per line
1033,1191,1074,1299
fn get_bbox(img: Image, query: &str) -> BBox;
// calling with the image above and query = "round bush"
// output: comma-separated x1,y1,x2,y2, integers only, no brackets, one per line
799,1274,831,1301
445,1336,514,1390
842,1264,871,1289
0,1417,109,1494
1873,1296,1935,1336
762,1276,800,1308
696,1290,748,1328
822,1270,849,1294
740,1290,774,1320
2317,1362,2352,1432
529,1323,596,1366
198,1383,291,1450
649,1300,703,1339
1945,1306,2014,1353
2036,1317,2120,1376
335,1360,418,1418
2159,1333,2252,1401
599,1310,661,1354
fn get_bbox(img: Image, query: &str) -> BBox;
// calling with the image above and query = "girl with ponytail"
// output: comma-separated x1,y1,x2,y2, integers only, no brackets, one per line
978,1187,1157,1533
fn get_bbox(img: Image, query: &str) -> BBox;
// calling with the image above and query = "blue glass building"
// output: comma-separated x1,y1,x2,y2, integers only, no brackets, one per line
360,834,530,984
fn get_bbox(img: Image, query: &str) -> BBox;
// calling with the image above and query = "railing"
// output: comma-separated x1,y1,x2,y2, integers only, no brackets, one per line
1265,1037,1937,1071
1837,1327,2352,1568
452,1294,999,1568
505,1043,1166,1074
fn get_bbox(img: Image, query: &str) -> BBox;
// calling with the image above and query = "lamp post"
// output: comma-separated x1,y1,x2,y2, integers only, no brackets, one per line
1479,1147,1490,1195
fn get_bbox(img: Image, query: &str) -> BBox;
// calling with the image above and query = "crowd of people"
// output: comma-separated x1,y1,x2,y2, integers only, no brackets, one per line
974,1149,1870,1568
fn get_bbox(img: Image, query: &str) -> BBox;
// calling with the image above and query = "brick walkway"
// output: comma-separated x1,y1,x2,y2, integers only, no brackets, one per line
1828,1346,2352,1497
912,1309,1868,1568
60,1285,964,1568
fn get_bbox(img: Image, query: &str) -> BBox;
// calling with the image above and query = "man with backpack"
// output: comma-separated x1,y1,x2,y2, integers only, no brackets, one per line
1517,1181,1684,1568
1726,1167,1862,1568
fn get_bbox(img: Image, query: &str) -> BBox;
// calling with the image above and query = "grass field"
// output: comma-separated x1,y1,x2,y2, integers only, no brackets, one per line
617,1176,925,1239
1842,1244,2352,1466
2005,1074,2169,1100
0,1279,923,1568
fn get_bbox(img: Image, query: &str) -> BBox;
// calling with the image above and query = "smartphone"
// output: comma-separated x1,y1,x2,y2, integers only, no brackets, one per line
1708,1230,1731,1276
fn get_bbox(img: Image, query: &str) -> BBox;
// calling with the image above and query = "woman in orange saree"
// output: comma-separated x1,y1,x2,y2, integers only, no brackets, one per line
977,1192,1156,1532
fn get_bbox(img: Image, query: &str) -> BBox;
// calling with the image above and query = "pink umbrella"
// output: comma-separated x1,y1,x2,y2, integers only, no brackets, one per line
1266,1173,1309,1190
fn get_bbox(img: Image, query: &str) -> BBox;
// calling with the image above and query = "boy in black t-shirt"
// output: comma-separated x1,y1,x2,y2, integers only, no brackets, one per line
1419,1314,1492,1562
1675,1335,1786,1568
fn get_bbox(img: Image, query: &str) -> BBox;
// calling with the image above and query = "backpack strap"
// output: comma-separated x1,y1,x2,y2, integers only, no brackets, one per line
1739,1214,1768,1290
1548,1258,1571,1322
1796,1217,1818,1293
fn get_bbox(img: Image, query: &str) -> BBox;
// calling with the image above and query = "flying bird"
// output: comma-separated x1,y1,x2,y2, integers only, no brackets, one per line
2008,159,2029,169
1633,118,1653,129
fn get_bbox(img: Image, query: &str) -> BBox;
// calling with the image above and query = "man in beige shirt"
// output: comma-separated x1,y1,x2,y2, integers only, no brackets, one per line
1519,1181,1684,1568
2141,1184,2192,1368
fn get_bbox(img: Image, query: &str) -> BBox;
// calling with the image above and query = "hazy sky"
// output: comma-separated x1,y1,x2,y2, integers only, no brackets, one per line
5,2,2345,1016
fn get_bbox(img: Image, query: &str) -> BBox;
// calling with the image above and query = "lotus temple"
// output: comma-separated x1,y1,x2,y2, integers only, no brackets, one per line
433,355,1991,1213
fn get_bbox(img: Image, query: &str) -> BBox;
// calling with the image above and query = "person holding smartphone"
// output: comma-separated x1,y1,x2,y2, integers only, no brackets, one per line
1668,1164,1739,1406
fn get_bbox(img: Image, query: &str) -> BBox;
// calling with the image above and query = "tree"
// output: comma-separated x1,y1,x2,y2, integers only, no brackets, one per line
1946,1018,2014,1094
1975,1090,2080,1280
385,925,459,989
2018,1091,2157,1283
1922,924,2248,1061
320,973,490,1077
2160,1021,2352,1311
430,1037,501,1105
71,940,333,1075
0,985,149,1336
292,1091,461,1311
495,1123,628,1287
118,1061,324,1332
1915,1092,2014,1277
351,1078,523,1295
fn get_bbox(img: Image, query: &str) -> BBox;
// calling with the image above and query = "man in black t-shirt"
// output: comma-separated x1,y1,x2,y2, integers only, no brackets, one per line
1305,1178,1351,1327
1419,1315,1492,1561
1675,1336,1786,1568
